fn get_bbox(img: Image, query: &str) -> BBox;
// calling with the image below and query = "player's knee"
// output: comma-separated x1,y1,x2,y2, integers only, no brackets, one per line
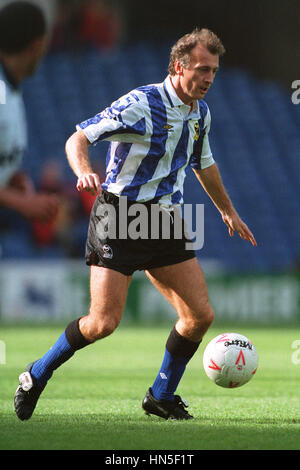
203,304,215,328
201,304,214,332
187,303,214,337
82,315,120,342
98,317,120,339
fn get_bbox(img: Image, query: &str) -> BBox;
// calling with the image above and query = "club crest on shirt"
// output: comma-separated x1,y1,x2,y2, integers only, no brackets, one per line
194,122,200,141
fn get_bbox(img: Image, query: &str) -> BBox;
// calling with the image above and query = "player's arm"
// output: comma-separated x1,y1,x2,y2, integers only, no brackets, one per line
193,163,257,246
65,129,101,196
67,93,146,195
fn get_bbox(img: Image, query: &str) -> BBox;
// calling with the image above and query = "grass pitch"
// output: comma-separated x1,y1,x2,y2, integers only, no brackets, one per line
1,323,300,450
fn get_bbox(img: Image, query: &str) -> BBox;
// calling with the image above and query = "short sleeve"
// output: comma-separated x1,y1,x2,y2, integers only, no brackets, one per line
76,92,146,145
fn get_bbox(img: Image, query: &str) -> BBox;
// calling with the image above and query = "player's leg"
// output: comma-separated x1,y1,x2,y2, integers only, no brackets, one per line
30,266,131,385
147,257,214,342
142,257,214,418
79,265,132,342
14,266,131,420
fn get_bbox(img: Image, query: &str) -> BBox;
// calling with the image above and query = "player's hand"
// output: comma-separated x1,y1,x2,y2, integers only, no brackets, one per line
76,173,101,196
222,212,257,247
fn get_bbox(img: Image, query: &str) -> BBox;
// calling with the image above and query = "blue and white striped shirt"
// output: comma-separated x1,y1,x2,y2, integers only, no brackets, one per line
77,76,215,205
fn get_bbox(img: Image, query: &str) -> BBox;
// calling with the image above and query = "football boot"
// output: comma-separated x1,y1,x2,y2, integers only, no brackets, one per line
142,387,193,420
14,362,45,421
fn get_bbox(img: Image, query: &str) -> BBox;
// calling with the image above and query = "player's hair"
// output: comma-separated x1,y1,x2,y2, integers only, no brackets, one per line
0,1,47,54
168,28,225,75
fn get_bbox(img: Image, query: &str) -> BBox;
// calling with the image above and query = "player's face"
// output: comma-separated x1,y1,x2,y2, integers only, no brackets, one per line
176,44,219,104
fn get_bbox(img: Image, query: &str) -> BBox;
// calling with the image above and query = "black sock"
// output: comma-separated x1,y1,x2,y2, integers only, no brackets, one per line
65,317,91,350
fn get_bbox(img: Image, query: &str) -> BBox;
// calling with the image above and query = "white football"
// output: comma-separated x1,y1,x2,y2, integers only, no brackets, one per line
203,332,258,388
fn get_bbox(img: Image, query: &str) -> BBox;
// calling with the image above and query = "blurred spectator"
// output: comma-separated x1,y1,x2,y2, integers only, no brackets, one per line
32,159,104,257
77,0,121,50
31,160,72,248
50,0,81,51
51,0,122,52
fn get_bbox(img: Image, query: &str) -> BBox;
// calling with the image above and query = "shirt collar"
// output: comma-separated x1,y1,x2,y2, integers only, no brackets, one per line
163,75,200,118
0,62,20,90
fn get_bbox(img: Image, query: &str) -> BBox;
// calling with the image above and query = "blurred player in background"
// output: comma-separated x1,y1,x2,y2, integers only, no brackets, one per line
0,1,58,224
14,28,257,421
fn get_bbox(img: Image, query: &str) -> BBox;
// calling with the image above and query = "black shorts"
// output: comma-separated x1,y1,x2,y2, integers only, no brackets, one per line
85,190,196,276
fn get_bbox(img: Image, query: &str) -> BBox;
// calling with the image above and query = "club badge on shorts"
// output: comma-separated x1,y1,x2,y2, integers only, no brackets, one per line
102,244,114,259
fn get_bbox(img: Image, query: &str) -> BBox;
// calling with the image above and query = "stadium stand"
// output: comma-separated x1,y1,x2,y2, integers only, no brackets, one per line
1,42,299,272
